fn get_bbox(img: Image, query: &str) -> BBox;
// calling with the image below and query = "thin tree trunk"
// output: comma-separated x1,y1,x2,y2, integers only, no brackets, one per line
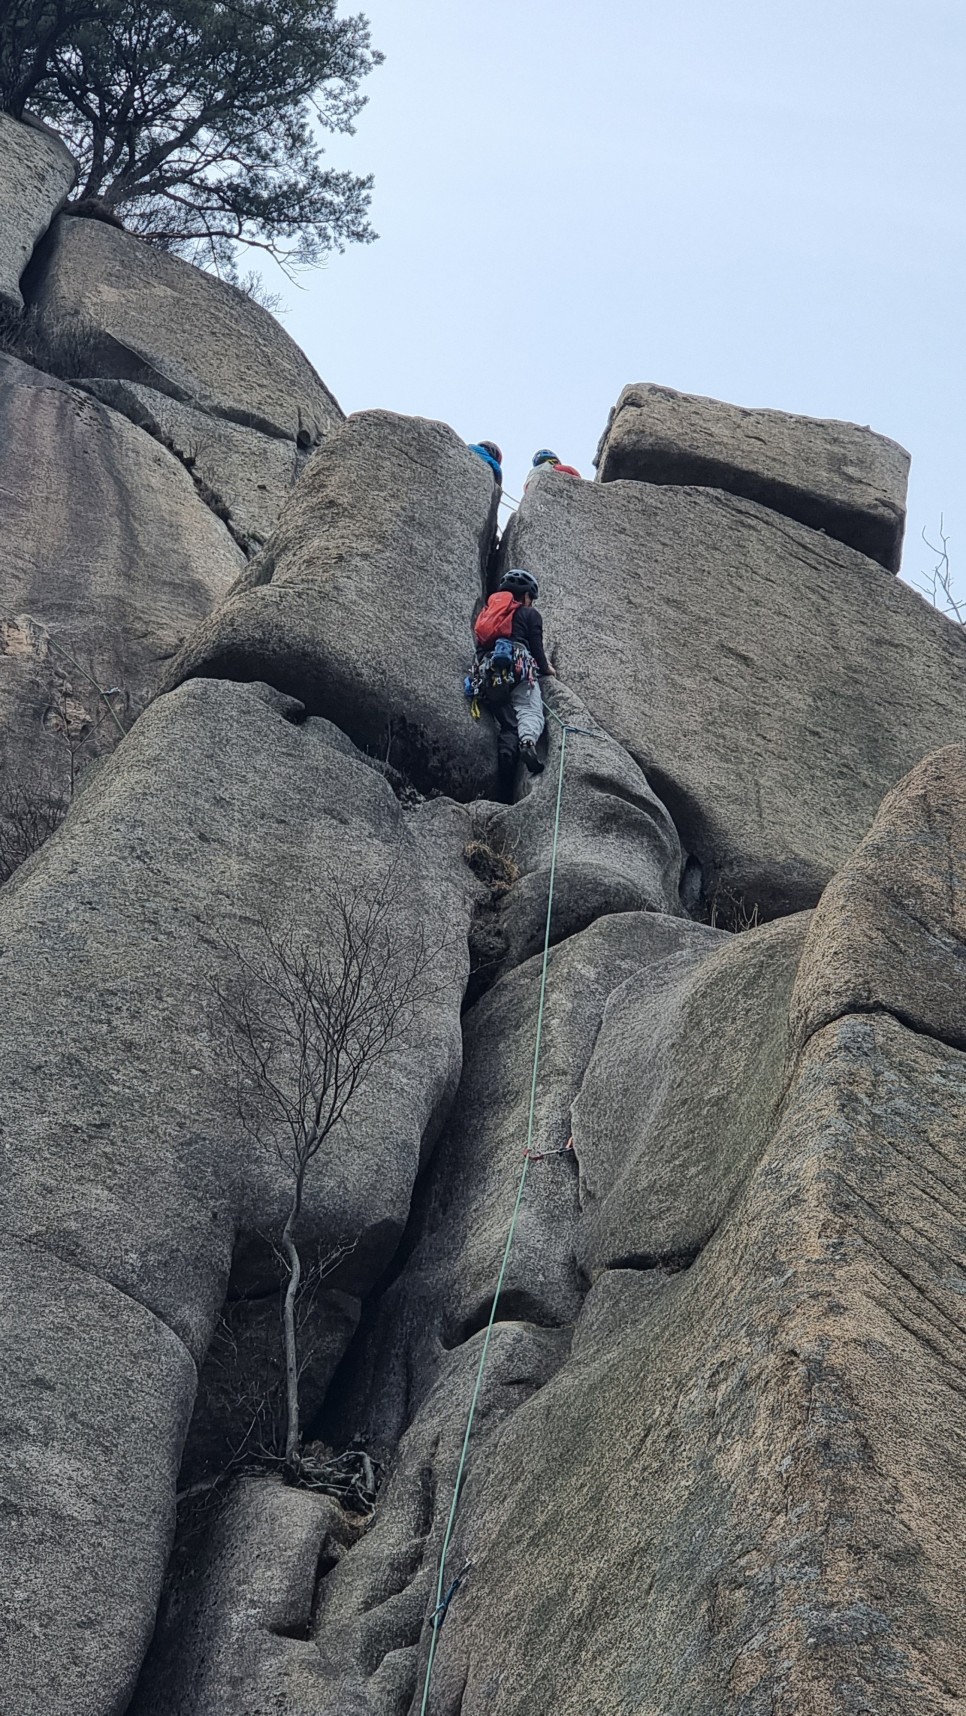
281,1188,303,1479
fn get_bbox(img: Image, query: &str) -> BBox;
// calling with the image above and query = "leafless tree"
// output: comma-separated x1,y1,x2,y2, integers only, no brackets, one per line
915,516,966,625
217,871,437,1480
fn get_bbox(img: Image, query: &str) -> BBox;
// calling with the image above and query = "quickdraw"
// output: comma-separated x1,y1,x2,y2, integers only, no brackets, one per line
523,1136,575,1164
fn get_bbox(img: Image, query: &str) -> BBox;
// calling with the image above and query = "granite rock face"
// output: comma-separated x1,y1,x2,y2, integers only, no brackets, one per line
5,138,966,1716
418,765,966,1714
0,352,243,802
0,113,75,314
594,381,910,571
330,911,725,1461
466,679,686,992
167,410,501,797
0,676,473,1716
501,473,966,915
791,743,966,1052
0,1238,194,1716
28,213,342,446
76,377,304,552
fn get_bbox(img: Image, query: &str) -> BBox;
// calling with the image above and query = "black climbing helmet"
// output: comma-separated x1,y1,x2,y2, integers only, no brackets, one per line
479,440,502,464
500,568,539,601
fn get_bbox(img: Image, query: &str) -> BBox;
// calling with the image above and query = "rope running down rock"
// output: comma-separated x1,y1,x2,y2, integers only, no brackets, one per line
417,702,579,1716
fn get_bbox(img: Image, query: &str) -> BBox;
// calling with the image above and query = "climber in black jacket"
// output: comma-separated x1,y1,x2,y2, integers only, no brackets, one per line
490,568,556,786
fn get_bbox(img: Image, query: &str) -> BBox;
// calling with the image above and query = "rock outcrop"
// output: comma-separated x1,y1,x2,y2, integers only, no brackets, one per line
29,214,341,445
0,352,244,802
4,103,966,1716
24,212,342,549
0,676,473,1716
501,472,966,915
167,409,501,797
77,378,306,553
594,381,910,571
420,764,966,1712
0,113,75,314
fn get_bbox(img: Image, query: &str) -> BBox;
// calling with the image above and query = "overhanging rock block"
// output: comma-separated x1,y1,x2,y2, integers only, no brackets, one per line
0,112,75,315
594,381,910,571
27,213,342,446
501,474,966,916
165,410,501,798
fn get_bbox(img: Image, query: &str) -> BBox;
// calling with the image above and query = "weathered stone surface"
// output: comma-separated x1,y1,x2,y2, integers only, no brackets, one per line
574,913,809,1279
136,1327,568,1716
28,213,342,444
405,747,966,1715
791,743,966,1054
132,1480,348,1716
166,411,500,797
333,911,723,1459
0,1237,195,1716
78,377,304,551
501,475,966,914
428,1007,966,1716
0,676,473,1715
594,381,910,571
467,680,685,992
0,353,243,793
0,113,75,314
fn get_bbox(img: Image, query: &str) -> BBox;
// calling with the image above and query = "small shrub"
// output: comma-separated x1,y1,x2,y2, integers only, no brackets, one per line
708,886,761,934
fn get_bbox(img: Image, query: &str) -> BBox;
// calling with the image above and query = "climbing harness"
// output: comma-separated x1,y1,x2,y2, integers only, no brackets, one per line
417,703,583,1715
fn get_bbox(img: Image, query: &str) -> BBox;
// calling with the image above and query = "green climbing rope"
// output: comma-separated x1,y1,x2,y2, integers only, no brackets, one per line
417,712,571,1716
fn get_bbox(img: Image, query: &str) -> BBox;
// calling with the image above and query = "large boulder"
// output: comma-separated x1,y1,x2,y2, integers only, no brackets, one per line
594,381,910,571
435,1004,966,1715
0,676,474,1716
166,411,501,798
131,1479,349,1716
573,912,810,1279
76,377,305,553
0,1238,194,1716
0,113,75,315
27,213,342,446
791,743,966,1053
0,353,243,806
500,474,966,914
423,759,966,1713
331,911,724,1460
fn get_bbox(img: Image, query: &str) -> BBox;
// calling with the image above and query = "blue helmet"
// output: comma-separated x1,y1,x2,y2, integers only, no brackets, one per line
532,449,559,467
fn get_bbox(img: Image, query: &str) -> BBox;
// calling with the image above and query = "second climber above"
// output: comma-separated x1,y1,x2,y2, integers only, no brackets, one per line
523,448,582,492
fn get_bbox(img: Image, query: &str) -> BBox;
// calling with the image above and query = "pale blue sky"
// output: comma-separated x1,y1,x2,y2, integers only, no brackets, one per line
277,0,966,587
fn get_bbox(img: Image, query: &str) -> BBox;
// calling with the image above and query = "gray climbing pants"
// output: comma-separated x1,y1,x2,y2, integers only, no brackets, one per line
511,678,545,743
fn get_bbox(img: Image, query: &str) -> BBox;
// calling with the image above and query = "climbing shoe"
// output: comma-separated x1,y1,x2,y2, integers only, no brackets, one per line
520,740,544,775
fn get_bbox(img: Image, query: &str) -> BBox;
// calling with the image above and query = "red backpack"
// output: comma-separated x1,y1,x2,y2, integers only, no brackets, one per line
474,591,519,650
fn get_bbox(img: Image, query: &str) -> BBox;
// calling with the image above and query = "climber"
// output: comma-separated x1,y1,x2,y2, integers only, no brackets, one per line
469,568,556,793
523,449,582,492
468,440,503,482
